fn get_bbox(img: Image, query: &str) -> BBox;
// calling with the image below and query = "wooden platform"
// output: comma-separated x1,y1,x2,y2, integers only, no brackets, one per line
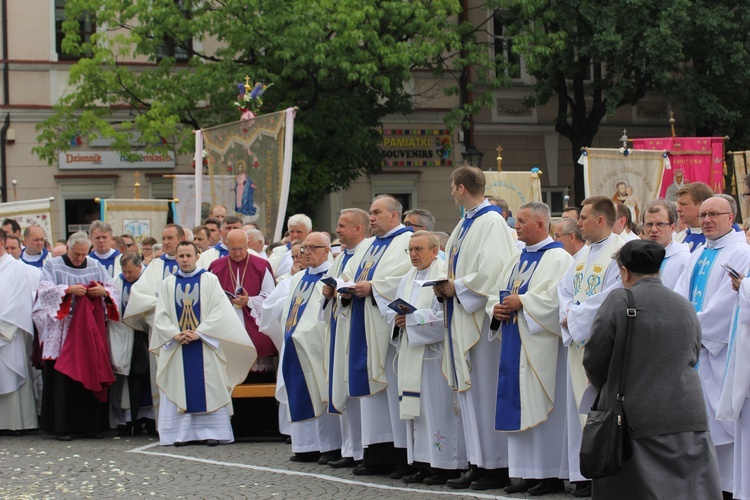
231,383,276,398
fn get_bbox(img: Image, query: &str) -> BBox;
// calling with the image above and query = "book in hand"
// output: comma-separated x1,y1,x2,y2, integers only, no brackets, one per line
336,280,356,294
387,298,417,315
224,287,244,299
414,277,449,288
320,276,338,288
722,263,742,279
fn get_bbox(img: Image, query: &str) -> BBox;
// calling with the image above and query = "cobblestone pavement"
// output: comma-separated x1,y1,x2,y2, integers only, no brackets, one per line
0,433,575,499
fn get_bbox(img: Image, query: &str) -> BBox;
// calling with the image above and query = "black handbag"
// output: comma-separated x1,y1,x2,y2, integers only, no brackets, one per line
579,288,635,479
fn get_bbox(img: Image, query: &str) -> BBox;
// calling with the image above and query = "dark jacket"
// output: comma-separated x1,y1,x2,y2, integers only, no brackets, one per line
583,277,708,439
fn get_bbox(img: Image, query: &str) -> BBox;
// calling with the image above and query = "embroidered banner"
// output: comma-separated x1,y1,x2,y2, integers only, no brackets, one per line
172,175,235,229
0,197,54,240
196,108,295,243
484,171,543,216
579,149,668,223
100,199,169,244
731,151,750,222
631,137,726,197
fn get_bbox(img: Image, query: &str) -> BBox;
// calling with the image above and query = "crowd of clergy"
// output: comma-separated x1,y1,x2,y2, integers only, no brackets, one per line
2,165,750,499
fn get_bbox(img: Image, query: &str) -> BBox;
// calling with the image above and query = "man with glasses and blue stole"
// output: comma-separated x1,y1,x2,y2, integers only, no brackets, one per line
278,232,342,463
150,241,255,447
435,165,518,491
675,195,750,496
557,195,623,497
339,194,413,477
490,202,572,496
642,200,690,289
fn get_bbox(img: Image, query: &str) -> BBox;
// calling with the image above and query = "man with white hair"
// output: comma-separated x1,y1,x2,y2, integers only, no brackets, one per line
269,214,313,277
246,229,267,258
88,220,122,277
33,231,119,441
553,217,585,258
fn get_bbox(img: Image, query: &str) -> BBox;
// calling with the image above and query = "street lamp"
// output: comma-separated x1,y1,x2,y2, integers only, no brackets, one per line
462,145,484,169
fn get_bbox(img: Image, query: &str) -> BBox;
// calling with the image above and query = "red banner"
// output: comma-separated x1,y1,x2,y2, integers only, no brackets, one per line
631,137,725,199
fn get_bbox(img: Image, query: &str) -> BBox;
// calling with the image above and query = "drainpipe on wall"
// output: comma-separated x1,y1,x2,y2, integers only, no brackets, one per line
0,0,9,202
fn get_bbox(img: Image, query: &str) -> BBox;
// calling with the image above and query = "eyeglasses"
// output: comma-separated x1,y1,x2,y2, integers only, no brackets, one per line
697,212,732,220
299,245,327,253
553,232,571,240
404,246,430,254
404,222,426,229
643,222,672,230
743,192,750,198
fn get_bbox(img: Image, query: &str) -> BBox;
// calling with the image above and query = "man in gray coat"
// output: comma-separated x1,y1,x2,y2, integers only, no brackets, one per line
584,239,721,499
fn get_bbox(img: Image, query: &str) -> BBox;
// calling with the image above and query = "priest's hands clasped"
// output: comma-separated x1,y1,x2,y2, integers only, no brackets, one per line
174,330,199,344
493,295,522,321
66,281,107,298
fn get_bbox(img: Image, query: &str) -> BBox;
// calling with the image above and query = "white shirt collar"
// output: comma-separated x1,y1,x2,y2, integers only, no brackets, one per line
525,236,554,252
308,261,331,274
380,224,406,238
465,199,491,218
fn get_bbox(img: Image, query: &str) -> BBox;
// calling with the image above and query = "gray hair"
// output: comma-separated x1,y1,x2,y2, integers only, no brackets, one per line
373,194,403,219
120,251,142,267
714,194,738,219
403,208,436,231
287,214,312,231
246,229,265,245
557,217,584,242
411,230,439,249
340,208,371,237
645,199,677,225
89,220,113,236
519,201,551,227
67,231,91,249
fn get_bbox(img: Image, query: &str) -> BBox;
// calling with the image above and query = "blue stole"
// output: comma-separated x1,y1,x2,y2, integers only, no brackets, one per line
689,246,719,312
161,255,179,278
684,228,706,253
328,252,354,414
20,247,48,269
174,269,208,413
281,269,325,421
214,243,228,258
89,249,121,277
120,274,135,313
495,241,562,431
445,205,503,389
348,227,413,397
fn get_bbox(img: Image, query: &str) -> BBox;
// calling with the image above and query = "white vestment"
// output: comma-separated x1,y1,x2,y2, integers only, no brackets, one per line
558,232,623,481
151,268,256,446
196,244,227,270
90,248,123,278
443,200,519,469
660,241,691,289
0,254,38,430
675,230,750,491
340,226,412,448
491,238,572,478
391,259,466,469
123,255,178,329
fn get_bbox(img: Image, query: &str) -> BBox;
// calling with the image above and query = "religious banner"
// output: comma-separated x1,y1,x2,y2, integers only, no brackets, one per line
100,199,169,244
197,108,295,242
731,151,750,221
172,175,235,229
381,129,455,167
0,197,54,239
484,170,543,215
579,148,669,223
631,137,725,198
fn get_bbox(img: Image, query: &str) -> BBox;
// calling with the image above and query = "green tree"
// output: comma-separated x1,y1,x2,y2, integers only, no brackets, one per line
35,0,462,215
494,0,692,202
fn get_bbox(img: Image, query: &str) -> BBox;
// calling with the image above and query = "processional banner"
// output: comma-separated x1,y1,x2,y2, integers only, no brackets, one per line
0,198,54,239
579,148,669,223
731,151,750,221
195,108,295,243
100,199,170,244
484,171,543,216
631,137,725,199
172,175,235,229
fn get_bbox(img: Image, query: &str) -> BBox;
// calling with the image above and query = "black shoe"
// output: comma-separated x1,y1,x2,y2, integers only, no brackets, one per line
470,468,511,490
402,469,431,484
505,478,541,493
289,451,321,462
352,464,396,476
143,419,157,436
446,466,482,489
572,481,592,498
116,424,131,437
285,436,292,444
329,457,359,469
55,434,73,442
83,433,103,439
389,464,416,479
423,474,448,486
318,450,342,465
173,441,189,447
528,478,564,496
205,439,219,447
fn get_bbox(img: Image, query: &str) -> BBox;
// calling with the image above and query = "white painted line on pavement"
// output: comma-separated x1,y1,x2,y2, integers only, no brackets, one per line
128,443,515,499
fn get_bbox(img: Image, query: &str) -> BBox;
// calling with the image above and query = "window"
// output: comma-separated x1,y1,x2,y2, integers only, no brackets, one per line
156,1,192,63
493,14,521,80
55,0,95,61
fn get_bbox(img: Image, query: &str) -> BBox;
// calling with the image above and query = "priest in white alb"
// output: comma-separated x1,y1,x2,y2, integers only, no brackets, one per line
196,216,243,270
151,241,256,446
642,200,690,289
490,202,572,495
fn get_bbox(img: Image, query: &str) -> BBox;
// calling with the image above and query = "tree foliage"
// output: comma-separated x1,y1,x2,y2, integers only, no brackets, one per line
35,0,465,214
